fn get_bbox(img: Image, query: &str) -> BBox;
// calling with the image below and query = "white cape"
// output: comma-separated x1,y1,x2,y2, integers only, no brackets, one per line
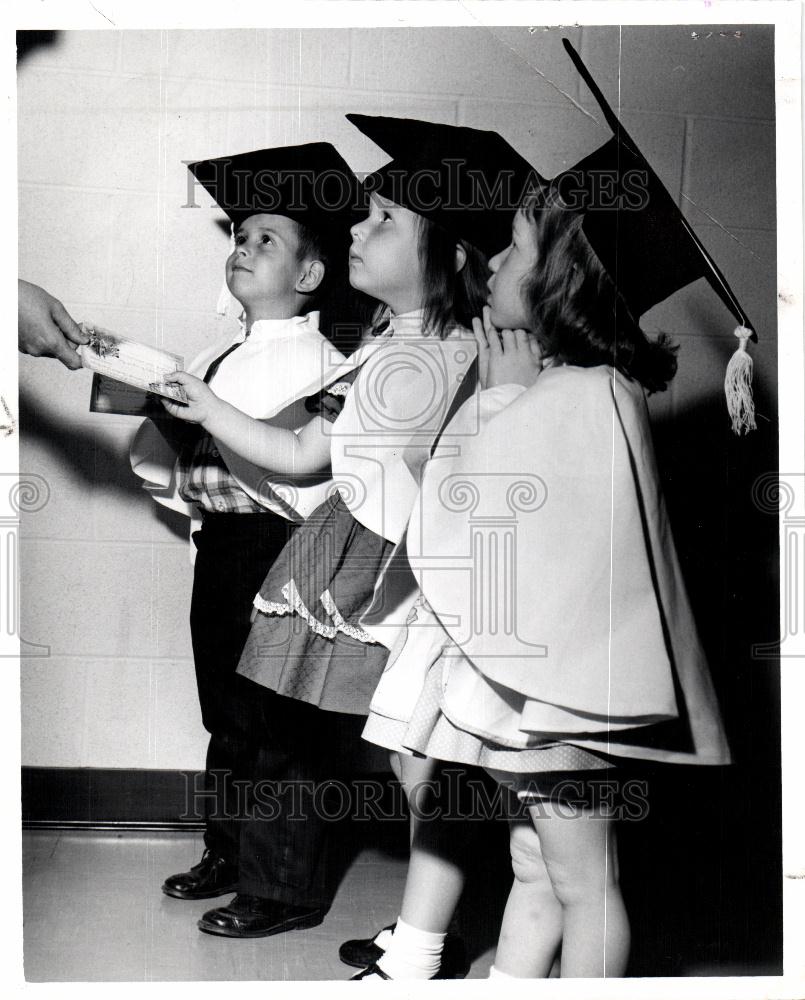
398,365,730,766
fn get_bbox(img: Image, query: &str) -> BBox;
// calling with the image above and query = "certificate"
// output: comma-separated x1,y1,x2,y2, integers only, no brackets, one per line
78,323,188,407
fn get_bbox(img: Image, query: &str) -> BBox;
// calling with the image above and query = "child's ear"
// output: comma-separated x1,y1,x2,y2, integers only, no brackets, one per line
297,259,325,295
454,243,467,274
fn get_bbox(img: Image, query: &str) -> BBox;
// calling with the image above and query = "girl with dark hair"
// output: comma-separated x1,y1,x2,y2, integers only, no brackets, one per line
230,190,489,704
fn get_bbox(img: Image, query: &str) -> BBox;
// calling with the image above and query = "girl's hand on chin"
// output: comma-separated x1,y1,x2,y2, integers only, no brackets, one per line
160,371,218,425
472,305,543,390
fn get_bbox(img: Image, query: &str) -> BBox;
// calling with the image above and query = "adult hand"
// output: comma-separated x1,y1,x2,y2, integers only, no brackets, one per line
472,305,543,390
18,280,88,370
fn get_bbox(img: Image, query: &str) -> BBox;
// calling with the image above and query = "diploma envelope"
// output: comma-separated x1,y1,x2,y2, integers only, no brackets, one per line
78,323,188,412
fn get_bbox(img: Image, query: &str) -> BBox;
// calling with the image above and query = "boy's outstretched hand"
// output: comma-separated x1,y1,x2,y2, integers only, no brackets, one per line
160,372,219,425
472,306,543,391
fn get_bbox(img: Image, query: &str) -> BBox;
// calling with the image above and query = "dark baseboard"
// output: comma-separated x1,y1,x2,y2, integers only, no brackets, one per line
22,755,396,831
22,767,208,831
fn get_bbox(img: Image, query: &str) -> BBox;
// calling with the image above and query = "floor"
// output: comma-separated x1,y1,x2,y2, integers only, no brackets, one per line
22,829,497,982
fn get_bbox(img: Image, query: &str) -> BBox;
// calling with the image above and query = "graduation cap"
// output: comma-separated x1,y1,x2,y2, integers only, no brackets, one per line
187,142,361,317
346,114,544,258
187,142,361,233
556,39,757,433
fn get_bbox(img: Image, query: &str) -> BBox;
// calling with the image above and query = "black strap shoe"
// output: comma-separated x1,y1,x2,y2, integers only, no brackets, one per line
198,895,325,938
340,926,469,979
339,923,396,968
350,963,391,980
162,848,238,900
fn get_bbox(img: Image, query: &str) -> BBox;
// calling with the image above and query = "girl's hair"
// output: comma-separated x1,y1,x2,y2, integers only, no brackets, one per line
417,216,489,339
296,222,375,355
520,194,678,393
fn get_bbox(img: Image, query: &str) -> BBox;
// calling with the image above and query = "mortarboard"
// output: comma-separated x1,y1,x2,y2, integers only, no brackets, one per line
556,39,757,433
187,143,362,317
345,114,544,258
187,142,362,233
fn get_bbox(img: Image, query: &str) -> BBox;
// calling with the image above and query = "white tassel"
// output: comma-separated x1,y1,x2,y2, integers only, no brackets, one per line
724,325,756,435
216,222,237,318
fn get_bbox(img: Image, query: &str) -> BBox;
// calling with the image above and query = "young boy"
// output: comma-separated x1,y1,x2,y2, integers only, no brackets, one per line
130,143,365,938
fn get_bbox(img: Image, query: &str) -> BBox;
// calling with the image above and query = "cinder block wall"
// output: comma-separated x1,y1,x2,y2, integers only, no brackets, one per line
18,25,777,768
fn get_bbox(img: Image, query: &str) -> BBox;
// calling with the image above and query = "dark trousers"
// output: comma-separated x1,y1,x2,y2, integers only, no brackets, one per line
189,510,349,908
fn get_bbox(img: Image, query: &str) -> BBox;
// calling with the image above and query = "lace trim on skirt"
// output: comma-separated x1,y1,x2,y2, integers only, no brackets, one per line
253,581,378,645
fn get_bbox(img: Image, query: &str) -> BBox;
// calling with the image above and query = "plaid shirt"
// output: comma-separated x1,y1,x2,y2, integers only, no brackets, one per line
176,429,264,513
173,330,267,514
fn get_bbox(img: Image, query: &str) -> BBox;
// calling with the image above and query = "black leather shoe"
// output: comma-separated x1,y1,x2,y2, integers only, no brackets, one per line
198,894,325,938
342,932,469,979
162,849,238,900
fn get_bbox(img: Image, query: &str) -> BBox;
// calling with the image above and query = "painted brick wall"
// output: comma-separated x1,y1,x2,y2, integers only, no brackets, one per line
18,25,777,768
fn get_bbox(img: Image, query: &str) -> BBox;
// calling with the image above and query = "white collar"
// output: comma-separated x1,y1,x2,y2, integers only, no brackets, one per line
387,309,427,340
235,311,319,343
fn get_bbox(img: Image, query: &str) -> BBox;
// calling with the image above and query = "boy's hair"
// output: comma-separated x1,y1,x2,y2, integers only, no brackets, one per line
521,193,678,393
295,221,373,355
417,216,489,339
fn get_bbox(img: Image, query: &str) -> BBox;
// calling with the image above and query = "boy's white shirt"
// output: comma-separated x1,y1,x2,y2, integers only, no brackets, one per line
129,311,346,556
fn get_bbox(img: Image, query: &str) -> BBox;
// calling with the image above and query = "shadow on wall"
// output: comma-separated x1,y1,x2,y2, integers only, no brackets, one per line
632,369,781,975
18,390,189,542
17,31,60,65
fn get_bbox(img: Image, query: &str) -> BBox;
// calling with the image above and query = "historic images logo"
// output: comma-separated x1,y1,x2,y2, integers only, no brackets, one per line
752,472,805,659
0,473,51,658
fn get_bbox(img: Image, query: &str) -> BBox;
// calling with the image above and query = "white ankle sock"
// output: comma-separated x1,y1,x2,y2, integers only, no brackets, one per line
373,926,394,951
488,965,517,978
376,916,446,979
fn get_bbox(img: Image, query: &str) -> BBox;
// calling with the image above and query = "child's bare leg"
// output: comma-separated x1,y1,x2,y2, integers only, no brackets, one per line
492,816,563,977
387,751,417,847
398,754,464,933
388,749,403,782
371,755,466,978
531,799,629,978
